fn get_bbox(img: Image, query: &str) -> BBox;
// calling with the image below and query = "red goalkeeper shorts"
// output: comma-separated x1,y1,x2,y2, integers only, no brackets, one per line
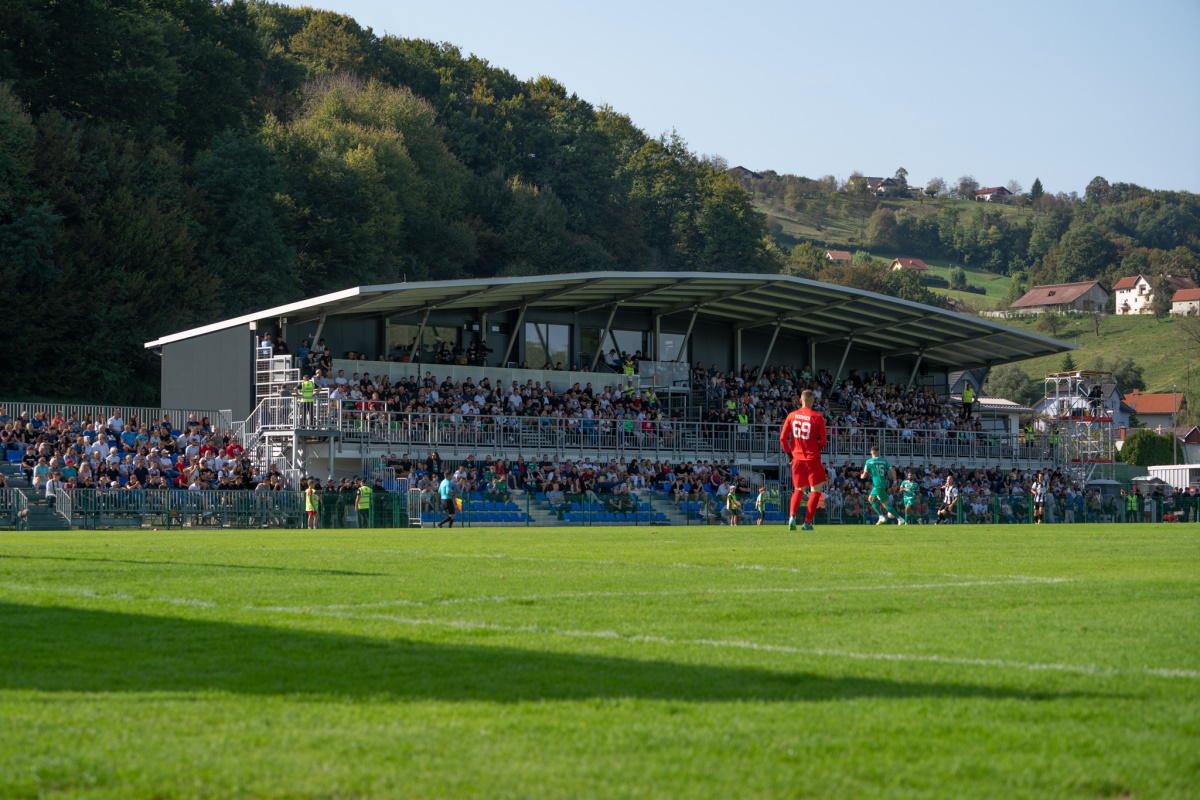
790,458,826,488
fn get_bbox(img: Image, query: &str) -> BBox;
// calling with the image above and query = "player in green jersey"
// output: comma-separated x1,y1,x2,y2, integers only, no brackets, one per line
899,470,921,525
860,446,905,526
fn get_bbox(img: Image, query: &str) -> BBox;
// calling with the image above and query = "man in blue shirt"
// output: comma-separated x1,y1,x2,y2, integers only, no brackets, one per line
436,470,458,528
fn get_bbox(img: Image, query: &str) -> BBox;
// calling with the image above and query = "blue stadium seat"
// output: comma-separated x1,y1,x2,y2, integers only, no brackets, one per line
6,450,22,462
653,512,668,523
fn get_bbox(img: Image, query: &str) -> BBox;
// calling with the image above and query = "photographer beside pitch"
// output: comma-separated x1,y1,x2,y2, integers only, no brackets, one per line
780,389,827,531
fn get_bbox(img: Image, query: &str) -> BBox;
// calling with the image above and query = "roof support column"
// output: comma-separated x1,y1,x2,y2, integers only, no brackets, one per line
653,314,661,361
879,352,886,381
502,304,527,367
591,303,620,371
760,321,783,371
809,339,816,372
413,308,431,359
833,336,854,384
907,349,925,390
735,329,742,371
677,307,700,363
312,312,328,349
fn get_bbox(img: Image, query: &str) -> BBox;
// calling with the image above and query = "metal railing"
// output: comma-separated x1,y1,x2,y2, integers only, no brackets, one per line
67,488,308,529
11,485,1195,529
334,411,1061,466
56,488,75,527
326,360,640,396
0,488,19,528
13,489,29,529
0,402,234,434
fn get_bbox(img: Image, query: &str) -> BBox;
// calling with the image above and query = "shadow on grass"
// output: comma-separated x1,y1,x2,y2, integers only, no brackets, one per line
0,603,1106,703
0,553,385,577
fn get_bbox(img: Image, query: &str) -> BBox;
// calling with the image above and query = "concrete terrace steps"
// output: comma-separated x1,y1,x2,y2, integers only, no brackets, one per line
15,488,72,530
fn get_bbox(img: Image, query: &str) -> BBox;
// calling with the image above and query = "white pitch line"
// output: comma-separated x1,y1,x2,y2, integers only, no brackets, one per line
310,578,1072,610
254,606,1200,682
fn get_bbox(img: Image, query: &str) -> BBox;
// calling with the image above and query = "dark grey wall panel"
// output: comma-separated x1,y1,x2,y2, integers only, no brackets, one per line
161,325,254,420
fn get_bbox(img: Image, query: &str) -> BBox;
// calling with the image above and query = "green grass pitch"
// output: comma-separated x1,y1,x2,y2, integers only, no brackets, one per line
1,523,1197,799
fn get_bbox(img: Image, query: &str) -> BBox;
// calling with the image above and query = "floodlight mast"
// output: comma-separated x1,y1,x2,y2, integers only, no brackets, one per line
1042,370,1117,484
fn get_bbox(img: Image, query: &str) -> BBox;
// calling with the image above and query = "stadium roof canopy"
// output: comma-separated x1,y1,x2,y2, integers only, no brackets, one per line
144,272,1074,369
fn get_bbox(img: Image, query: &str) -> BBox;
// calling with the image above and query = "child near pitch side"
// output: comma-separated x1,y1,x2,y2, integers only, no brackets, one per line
900,470,921,525
754,486,768,526
860,446,905,526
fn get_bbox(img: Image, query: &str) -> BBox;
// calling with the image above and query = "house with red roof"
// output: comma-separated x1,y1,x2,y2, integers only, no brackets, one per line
825,250,853,264
1009,281,1108,313
1172,287,1200,315
1125,390,1186,429
1114,273,1199,314
974,186,1013,203
890,258,928,272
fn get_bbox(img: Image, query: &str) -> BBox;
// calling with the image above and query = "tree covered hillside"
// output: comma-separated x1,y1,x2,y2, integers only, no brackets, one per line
0,0,775,402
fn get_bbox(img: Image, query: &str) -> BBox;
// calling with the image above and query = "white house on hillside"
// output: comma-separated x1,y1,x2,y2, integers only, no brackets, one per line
1172,288,1200,315
975,186,1013,203
1113,273,1199,315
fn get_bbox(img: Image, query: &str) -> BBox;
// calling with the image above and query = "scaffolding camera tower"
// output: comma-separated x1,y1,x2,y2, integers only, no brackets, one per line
1043,370,1117,483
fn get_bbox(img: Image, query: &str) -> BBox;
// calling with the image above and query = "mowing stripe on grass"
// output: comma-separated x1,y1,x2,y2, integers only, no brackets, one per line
1,576,1071,614
314,578,1073,609
0,583,219,608
3,582,1194,681
254,606,1200,681
26,542,1071,584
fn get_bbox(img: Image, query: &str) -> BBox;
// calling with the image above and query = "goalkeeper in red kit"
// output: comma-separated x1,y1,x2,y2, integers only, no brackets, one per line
779,389,827,531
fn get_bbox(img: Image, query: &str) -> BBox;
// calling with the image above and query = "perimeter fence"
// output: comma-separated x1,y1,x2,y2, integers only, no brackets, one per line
14,486,1195,530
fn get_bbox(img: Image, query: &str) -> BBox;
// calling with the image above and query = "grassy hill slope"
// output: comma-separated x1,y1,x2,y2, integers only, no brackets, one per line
757,195,1036,252
992,313,1192,394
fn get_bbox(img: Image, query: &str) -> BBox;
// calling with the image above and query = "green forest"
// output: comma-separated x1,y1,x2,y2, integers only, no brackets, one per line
2,1,1199,404
0,0,776,402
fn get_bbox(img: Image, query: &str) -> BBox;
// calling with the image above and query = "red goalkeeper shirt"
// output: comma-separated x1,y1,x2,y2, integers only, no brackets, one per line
780,408,827,460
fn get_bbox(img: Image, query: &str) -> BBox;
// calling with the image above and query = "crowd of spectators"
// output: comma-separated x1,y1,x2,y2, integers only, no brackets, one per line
0,407,287,495
694,363,988,441
383,450,751,518
300,369,684,444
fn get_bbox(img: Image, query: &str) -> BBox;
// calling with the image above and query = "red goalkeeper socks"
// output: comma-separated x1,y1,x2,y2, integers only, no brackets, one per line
805,491,822,524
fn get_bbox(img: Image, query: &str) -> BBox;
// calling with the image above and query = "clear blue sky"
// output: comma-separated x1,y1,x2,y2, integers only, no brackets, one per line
286,0,1200,195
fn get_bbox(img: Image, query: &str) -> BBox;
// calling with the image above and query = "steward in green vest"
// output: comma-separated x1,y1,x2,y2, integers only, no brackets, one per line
356,482,372,527
622,357,635,375
298,376,316,426
1124,490,1139,522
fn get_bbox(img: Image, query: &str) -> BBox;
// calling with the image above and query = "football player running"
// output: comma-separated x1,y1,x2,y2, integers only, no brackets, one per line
861,446,905,526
